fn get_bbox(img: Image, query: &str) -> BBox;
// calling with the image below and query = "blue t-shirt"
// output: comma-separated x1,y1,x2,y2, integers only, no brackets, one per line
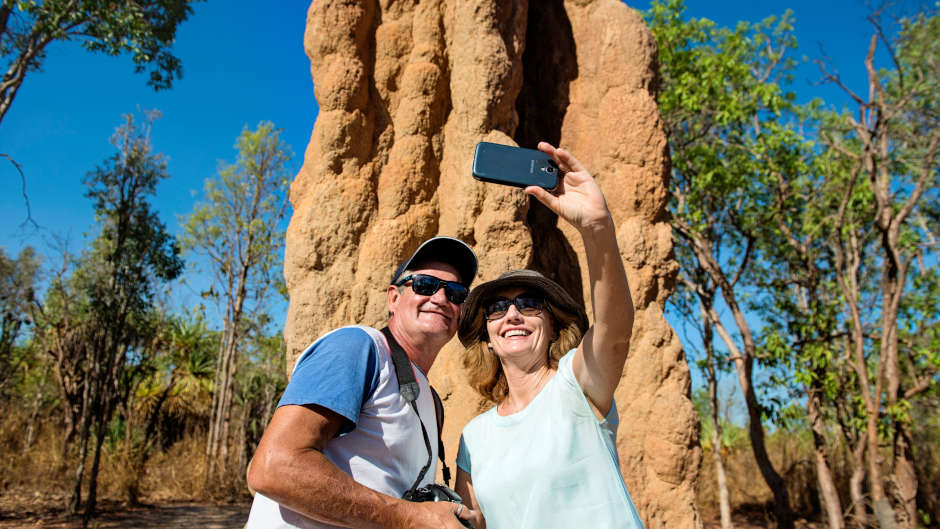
457,351,645,529
278,327,381,435
247,325,440,529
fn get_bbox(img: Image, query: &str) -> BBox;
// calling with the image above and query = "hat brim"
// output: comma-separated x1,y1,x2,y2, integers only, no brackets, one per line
458,270,588,347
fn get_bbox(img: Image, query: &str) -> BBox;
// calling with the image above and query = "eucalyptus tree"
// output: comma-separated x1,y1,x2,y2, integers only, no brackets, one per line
0,246,40,393
180,121,291,484
0,0,201,127
645,1,808,526
756,143,856,529
672,265,733,529
33,111,182,518
811,9,940,529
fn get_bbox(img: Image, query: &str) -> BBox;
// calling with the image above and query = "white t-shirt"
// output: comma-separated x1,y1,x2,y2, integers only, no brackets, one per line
456,351,645,529
246,326,438,529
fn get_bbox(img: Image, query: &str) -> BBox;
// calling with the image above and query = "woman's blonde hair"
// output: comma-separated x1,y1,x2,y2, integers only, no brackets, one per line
461,299,584,404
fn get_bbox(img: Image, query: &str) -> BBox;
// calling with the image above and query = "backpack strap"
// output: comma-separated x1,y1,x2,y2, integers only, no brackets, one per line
380,327,452,487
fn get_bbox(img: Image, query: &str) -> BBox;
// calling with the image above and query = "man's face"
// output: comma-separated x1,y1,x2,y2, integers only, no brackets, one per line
387,260,463,343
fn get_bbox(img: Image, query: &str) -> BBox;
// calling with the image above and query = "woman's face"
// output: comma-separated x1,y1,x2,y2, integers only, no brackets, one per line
484,287,555,362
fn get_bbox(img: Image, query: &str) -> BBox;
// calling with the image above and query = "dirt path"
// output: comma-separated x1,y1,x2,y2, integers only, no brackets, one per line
0,499,250,529
0,497,820,529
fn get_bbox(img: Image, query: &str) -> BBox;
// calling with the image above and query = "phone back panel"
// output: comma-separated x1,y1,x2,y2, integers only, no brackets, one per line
471,142,559,189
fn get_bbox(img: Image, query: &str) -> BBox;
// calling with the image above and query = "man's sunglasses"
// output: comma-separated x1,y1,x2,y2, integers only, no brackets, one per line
395,274,469,304
483,295,547,320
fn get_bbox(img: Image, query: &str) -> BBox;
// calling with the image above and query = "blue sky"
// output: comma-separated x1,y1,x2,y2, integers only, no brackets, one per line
0,1,314,309
0,0,915,411
0,0,895,257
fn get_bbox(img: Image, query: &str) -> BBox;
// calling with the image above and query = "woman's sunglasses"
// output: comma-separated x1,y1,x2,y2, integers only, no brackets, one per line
483,295,547,320
395,274,469,304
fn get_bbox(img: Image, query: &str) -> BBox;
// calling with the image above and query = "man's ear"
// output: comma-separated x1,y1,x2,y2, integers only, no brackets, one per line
386,285,401,314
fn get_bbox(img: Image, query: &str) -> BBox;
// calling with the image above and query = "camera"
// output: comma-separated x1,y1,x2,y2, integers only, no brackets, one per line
403,484,474,528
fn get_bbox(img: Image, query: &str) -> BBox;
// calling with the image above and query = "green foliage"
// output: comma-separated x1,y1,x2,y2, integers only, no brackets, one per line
0,0,202,126
30,110,184,515
692,387,747,451
647,0,801,236
0,245,40,394
647,0,809,423
83,112,183,303
1,0,200,85
180,121,292,319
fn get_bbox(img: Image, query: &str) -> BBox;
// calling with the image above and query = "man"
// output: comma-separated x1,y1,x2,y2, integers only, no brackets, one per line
246,236,482,529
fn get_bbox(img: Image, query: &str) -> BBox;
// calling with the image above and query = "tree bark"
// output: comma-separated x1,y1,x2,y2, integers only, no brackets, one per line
849,441,868,529
807,385,844,529
700,298,733,529
892,421,918,529
689,245,795,529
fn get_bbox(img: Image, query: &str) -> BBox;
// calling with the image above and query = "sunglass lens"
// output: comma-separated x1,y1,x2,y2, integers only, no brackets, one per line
410,275,467,304
516,296,544,315
444,284,468,304
411,275,439,296
483,298,512,319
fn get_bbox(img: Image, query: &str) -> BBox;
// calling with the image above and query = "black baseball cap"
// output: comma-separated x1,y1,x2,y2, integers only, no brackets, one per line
390,236,478,288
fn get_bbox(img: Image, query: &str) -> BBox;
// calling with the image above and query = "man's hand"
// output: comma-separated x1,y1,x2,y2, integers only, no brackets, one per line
250,404,483,529
394,500,482,529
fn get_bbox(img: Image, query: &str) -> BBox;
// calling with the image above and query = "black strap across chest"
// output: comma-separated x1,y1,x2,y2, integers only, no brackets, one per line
380,326,451,489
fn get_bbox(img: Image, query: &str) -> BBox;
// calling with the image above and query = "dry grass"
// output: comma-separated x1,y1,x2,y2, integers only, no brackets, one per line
696,431,817,522
0,407,251,511
3,403,937,528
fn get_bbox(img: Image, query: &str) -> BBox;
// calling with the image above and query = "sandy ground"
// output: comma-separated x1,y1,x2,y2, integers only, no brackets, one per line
0,495,251,529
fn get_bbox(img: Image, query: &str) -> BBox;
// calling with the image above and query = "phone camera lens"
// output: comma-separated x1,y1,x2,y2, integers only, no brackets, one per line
547,166,555,173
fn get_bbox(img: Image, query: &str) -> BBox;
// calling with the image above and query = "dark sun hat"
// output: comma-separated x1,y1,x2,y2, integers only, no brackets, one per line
458,269,588,347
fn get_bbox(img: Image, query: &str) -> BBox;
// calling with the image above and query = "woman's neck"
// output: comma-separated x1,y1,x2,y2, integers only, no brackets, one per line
497,360,555,416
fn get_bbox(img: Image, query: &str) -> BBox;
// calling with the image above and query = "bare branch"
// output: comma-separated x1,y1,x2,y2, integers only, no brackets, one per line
1,153,37,228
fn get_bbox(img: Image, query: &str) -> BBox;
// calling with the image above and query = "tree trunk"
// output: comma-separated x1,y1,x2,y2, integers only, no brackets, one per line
686,228,795,529
741,372,794,529
711,398,733,529
861,369,897,529
848,436,868,529
701,299,733,529
892,422,917,529
207,324,238,483
83,409,109,524
831,219,897,529
705,301,794,529
207,266,250,484
807,385,844,529
68,355,96,515
205,320,228,480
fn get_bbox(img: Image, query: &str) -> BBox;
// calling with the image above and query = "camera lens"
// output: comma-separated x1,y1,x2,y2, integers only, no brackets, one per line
547,166,555,172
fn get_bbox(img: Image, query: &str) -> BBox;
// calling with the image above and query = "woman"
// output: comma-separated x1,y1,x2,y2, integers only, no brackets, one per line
454,142,644,529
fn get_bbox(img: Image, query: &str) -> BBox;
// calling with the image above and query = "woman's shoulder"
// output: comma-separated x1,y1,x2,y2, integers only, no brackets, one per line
461,404,498,436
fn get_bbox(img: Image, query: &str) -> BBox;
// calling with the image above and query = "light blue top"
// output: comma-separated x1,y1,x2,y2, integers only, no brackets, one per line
456,351,645,529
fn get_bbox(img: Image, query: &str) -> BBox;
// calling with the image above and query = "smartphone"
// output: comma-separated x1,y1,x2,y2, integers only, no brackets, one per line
471,142,559,190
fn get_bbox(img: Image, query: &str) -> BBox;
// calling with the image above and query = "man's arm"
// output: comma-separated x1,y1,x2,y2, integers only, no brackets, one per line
248,403,470,529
